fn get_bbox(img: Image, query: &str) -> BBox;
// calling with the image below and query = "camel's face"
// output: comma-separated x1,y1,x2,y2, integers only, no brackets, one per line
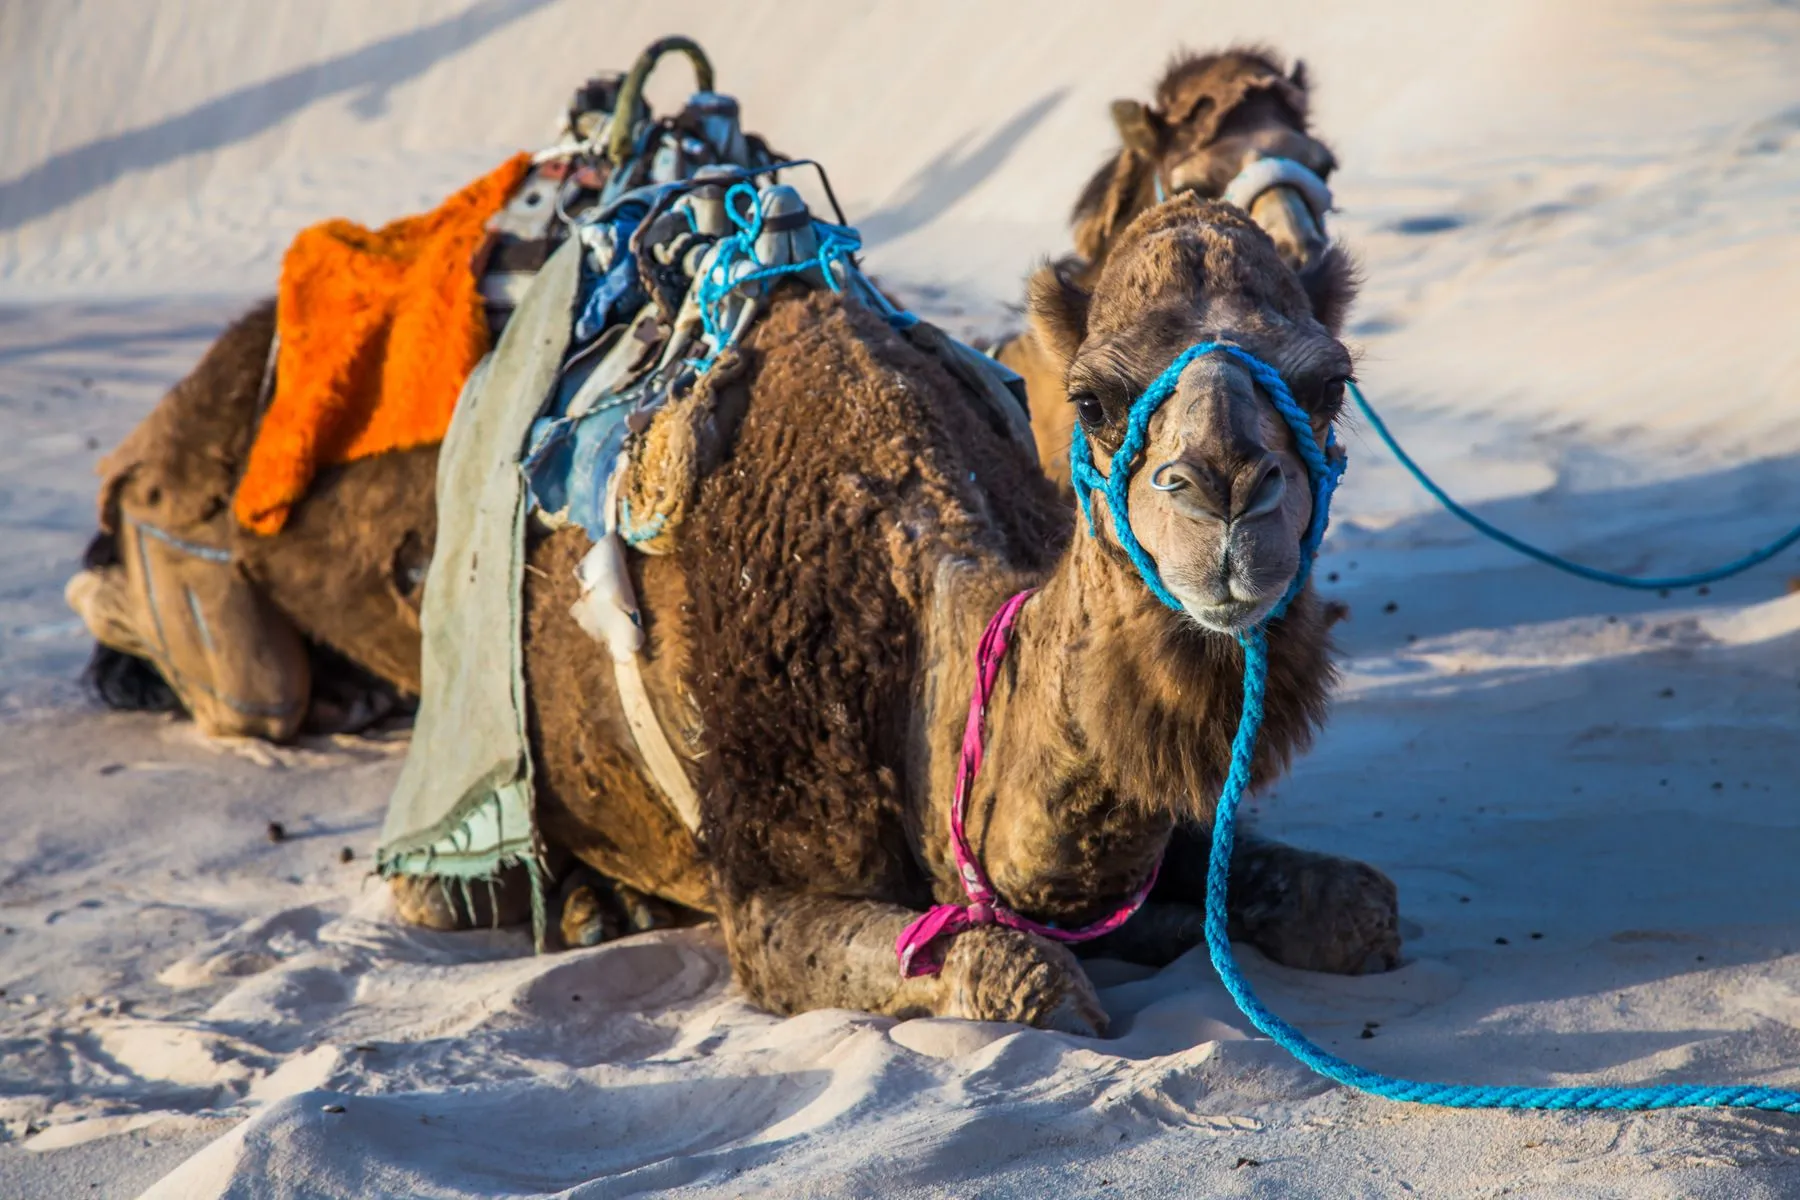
1156,93,1336,278
1031,196,1353,634
1118,345,1346,632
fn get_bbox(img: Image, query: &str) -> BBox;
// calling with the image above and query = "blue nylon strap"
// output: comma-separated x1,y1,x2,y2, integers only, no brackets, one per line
1349,381,1800,590
1086,340,1800,1112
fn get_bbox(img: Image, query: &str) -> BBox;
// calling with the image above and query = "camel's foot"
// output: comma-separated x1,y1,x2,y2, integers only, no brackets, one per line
1230,839,1400,975
939,926,1107,1036
556,867,687,948
389,865,536,932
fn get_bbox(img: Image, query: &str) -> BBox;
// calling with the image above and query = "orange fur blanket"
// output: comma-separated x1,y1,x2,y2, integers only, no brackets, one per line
233,153,531,535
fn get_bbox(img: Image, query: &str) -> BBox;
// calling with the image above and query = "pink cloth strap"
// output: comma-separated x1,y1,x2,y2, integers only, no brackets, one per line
895,588,1163,978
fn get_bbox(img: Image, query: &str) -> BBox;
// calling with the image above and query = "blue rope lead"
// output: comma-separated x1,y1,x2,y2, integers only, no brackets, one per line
1084,341,1800,1112
1349,381,1800,590
1206,627,1800,1112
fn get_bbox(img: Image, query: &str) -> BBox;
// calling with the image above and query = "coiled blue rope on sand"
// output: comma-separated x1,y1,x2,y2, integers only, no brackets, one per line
1079,342,1800,1113
1349,381,1800,590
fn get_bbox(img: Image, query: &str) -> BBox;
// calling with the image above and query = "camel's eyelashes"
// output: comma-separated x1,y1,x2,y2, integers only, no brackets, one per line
1301,375,1349,416
1073,392,1107,428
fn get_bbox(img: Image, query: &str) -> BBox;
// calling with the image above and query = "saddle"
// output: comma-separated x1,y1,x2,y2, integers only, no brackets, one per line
377,38,1032,929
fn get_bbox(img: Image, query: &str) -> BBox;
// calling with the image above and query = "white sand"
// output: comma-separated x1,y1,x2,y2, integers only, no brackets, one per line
4,1,1800,1195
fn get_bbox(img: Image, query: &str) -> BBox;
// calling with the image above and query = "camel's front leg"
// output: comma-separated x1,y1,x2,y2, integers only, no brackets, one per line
719,890,1108,1035
1222,830,1400,974
1092,825,1401,974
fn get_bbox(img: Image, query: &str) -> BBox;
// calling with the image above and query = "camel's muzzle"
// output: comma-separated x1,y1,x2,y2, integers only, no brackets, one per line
1222,156,1334,276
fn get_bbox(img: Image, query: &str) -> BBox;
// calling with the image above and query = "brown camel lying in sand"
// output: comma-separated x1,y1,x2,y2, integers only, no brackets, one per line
994,48,1345,493
533,195,1393,1027
80,194,1400,1028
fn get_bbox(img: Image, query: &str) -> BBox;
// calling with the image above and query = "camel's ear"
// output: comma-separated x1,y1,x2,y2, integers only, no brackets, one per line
1288,59,1310,94
1027,261,1091,369
1300,245,1358,337
1110,99,1163,156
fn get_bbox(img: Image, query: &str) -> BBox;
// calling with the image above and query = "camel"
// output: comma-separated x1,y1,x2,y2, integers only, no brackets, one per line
521,194,1391,1028
95,195,1395,1031
993,48,1345,493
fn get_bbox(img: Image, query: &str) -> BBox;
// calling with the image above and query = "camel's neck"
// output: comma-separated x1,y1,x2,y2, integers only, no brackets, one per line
920,528,1332,926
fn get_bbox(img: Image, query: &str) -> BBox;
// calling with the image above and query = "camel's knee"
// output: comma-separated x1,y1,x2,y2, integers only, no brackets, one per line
389,866,537,932
937,925,1107,1036
1230,837,1401,975
78,511,310,741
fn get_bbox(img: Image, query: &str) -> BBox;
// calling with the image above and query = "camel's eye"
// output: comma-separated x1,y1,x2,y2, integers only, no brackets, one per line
1073,393,1106,428
1314,376,1348,415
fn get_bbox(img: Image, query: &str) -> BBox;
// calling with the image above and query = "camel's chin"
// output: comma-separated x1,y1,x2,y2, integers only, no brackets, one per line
1178,595,1279,636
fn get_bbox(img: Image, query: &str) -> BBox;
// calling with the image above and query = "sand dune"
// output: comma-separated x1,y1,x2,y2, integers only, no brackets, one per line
3,1,1800,1195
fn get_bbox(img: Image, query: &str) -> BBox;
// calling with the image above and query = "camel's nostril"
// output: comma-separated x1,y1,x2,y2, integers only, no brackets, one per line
1150,463,1191,493
1151,460,1229,520
1235,459,1287,521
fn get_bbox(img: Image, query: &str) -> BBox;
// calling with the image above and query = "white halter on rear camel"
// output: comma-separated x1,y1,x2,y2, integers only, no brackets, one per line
1220,156,1333,226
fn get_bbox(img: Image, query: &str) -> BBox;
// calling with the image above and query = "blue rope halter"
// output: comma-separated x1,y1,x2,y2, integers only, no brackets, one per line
1078,342,1800,1113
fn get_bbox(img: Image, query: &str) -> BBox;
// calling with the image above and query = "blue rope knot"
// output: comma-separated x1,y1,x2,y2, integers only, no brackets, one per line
693,183,864,373
1099,339,1800,1113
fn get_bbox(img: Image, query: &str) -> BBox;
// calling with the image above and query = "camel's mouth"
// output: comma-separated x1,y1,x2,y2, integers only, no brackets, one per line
1176,592,1281,636
1247,185,1329,276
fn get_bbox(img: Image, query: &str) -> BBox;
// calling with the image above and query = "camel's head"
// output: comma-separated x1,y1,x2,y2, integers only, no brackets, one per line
1072,48,1336,283
1030,195,1356,634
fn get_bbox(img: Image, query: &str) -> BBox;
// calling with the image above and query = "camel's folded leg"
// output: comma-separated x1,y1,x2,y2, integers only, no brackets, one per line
388,865,538,931
67,513,309,741
1113,824,1400,975
557,865,698,948
718,890,1108,1035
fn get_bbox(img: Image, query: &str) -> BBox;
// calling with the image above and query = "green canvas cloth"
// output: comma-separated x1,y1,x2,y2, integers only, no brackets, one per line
377,239,580,910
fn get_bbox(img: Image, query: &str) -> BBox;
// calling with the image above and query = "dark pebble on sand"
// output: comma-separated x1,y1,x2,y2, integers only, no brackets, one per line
1327,571,1340,582
1711,781,1724,791
1659,688,1674,698
1383,601,1398,613
1360,1027,1376,1039
1530,932,1543,940
266,821,286,843
339,846,355,864
1495,937,1509,945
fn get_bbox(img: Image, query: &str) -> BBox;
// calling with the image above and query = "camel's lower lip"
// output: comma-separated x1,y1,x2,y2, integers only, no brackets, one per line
1180,597,1276,634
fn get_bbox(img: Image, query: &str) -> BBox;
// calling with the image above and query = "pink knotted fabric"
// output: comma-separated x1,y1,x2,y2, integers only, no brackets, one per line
895,588,1163,977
